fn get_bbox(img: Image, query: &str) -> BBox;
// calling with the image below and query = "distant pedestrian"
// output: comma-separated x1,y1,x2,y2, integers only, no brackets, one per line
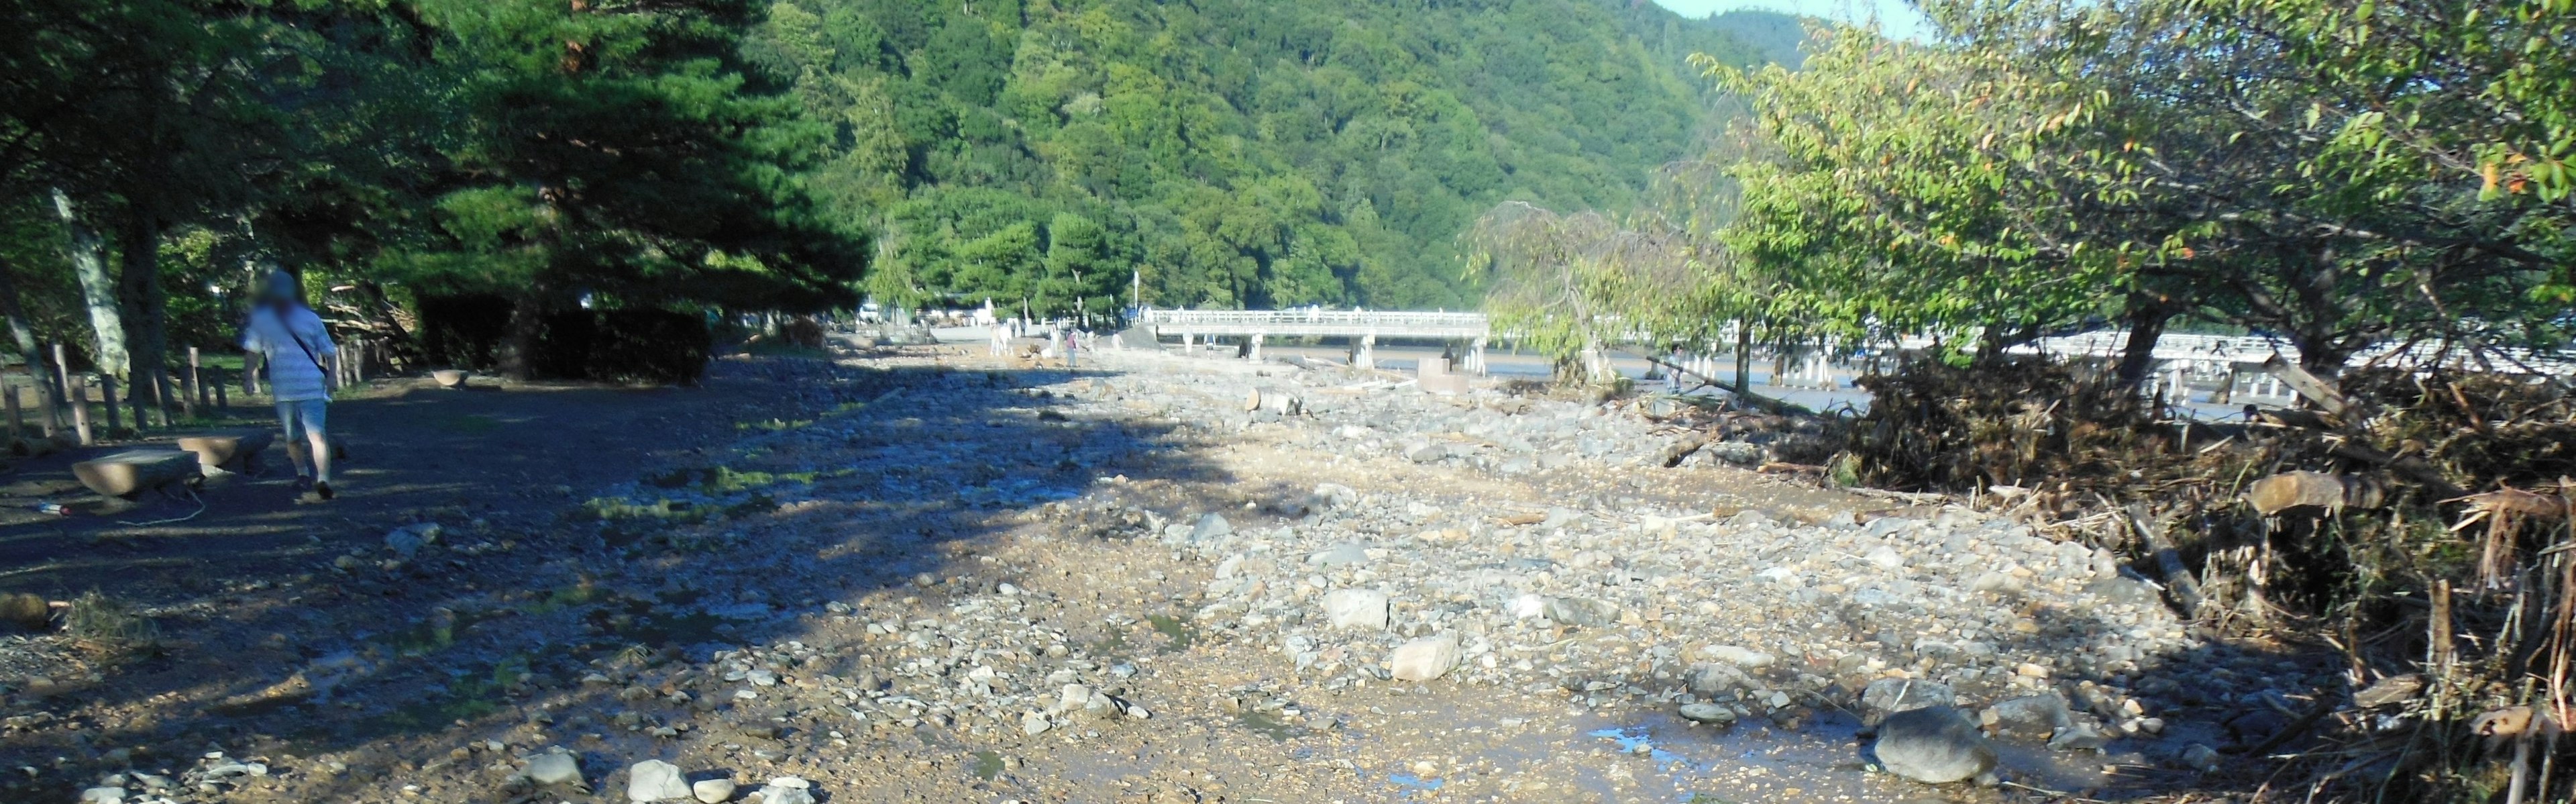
241,270,339,501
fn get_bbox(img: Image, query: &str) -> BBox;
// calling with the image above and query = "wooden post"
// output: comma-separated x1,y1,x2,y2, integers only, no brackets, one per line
188,347,205,409
67,374,91,446
177,354,197,419
4,381,19,440
213,367,226,409
127,377,148,433
99,374,119,437
51,343,70,406
36,371,58,438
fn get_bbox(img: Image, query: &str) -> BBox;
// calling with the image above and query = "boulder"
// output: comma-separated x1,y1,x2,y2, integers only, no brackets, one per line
70,450,200,498
1872,706,1996,785
174,430,272,471
1322,589,1389,630
1861,679,1956,721
625,760,690,802
690,778,735,803
1389,636,1460,681
522,752,582,787
1982,693,2074,738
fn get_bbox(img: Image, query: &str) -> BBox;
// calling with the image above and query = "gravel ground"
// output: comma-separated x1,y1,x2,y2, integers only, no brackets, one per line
9,342,2328,804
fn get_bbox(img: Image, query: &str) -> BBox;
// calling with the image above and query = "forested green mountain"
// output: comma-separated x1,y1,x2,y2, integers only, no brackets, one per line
746,0,1801,314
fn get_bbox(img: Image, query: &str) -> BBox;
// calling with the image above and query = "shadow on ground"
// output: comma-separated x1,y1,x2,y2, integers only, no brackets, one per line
0,352,1250,801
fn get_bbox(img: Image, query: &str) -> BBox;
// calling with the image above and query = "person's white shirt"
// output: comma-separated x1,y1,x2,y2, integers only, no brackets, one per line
241,304,337,401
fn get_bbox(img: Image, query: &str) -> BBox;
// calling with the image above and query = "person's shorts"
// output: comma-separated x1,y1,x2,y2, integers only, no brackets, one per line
274,398,328,438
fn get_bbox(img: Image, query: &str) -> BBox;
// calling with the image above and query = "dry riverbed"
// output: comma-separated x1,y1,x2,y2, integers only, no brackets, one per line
2,344,2320,803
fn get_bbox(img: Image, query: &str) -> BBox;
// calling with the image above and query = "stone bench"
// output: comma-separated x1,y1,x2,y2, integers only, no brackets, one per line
175,430,273,472
71,450,202,498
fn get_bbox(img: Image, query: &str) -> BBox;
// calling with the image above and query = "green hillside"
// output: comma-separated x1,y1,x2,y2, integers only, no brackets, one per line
749,0,1794,314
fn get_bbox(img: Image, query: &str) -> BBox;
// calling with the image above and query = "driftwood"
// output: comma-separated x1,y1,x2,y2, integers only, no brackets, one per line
2263,355,2352,415
2247,470,2394,515
2124,502,2206,615
174,430,272,471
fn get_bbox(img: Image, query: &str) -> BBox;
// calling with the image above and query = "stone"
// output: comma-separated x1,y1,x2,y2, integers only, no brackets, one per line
1686,663,1756,695
1189,513,1233,542
384,523,441,558
625,760,691,802
1542,597,1619,627
2178,742,2222,772
1022,711,1052,736
70,449,201,498
174,430,271,471
78,787,125,804
523,752,582,787
1404,442,1447,463
690,778,735,803
1861,679,1955,719
1982,694,2073,738
756,777,815,804
1864,545,1906,570
1707,442,1763,464
1322,589,1390,630
1389,636,1461,681
1704,645,1775,669
1969,572,2024,596
2353,674,2423,709
1678,703,1737,725
1308,544,1370,567
433,369,470,389
1311,483,1358,508
1872,706,1997,785
2048,717,2115,752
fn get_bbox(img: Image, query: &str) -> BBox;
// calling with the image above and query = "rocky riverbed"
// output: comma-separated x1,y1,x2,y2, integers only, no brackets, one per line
11,343,2323,803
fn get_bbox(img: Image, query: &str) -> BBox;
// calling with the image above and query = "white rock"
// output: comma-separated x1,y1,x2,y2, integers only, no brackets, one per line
757,776,815,804
523,752,582,787
1022,711,1053,736
625,760,691,802
78,788,125,804
1506,593,1548,620
1704,644,1776,668
690,778,736,803
1390,636,1461,681
1322,589,1390,630
1864,544,1906,569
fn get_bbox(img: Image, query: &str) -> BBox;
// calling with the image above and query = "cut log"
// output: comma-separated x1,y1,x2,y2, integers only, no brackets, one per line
432,369,470,389
174,430,273,470
2247,470,2392,514
70,449,200,498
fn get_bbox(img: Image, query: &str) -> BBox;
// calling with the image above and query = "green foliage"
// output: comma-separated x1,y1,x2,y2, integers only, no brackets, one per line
755,0,1793,312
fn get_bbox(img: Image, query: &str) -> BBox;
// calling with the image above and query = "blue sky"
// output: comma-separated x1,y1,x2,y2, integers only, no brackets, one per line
1652,0,1933,40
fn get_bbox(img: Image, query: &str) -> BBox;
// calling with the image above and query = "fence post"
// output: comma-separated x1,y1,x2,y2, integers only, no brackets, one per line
213,367,227,409
128,377,149,432
51,344,70,406
100,375,119,437
67,374,90,446
4,381,19,440
189,347,205,410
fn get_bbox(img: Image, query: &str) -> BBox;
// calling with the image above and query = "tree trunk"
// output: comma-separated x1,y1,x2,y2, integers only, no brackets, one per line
1733,323,1751,396
499,289,546,381
115,207,168,412
51,189,125,376
0,256,44,371
2113,300,2174,390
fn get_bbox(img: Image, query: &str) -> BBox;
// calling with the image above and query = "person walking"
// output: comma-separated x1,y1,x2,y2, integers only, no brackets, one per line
241,270,339,501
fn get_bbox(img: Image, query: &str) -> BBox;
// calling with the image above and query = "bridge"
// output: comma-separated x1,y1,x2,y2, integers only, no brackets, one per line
1136,308,2576,381
1136,309,1493,370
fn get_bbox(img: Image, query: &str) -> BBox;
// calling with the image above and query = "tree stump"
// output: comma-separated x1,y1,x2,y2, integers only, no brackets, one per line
70,450,201,498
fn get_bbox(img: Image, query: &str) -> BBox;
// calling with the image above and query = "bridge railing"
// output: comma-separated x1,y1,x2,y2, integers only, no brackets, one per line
1138,309,1489,330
